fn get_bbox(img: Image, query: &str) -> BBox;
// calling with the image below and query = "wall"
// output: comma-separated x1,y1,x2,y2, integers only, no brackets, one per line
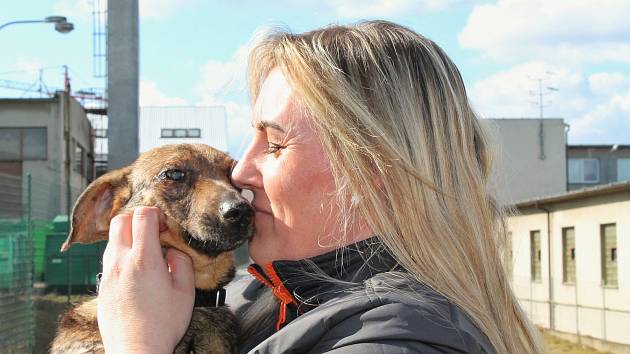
508,191,630,346
484,118,567,206
568,146,630,190
0,94,93,219
139,106,228,153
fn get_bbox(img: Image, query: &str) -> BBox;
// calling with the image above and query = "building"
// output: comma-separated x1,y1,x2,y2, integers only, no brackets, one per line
484,118,568,206
0,92,94,219
508,182,630,351
568,145,630,191
139,106,228,153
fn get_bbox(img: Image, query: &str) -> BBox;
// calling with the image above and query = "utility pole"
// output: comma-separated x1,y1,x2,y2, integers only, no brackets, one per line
529,73,558,160
107,0,139,169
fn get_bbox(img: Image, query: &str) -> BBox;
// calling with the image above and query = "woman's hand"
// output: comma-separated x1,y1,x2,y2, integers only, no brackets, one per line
97,207,195,354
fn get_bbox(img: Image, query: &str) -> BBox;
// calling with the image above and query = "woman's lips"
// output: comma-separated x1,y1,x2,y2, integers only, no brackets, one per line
253,204,273,216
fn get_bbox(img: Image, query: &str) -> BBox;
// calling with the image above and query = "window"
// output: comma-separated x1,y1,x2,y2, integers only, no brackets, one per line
601,224,617,287
618,159,630,182
161,129,174,138
188,129,201,138
0,127,47,161
568,158,599,183
161,128,202,138
530,230,542,282
562,227,576,284
74,144,85,176
94,129,108,138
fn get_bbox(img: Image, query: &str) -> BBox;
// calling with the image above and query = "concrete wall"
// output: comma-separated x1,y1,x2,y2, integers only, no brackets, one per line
107,0,139,169
508,191,630,346
139,106,228,153
0,93,93,219
483,118,567,206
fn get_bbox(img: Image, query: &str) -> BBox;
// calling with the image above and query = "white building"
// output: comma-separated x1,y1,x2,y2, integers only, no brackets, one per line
139,106,228,153
508,182,630,352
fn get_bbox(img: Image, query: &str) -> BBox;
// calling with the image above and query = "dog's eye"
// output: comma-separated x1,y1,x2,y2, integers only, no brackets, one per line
163,169,186,181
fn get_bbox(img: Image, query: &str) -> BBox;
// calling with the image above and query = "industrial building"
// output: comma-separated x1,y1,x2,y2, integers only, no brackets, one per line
508,182,630,352
0,92,94,219
139,106,228,153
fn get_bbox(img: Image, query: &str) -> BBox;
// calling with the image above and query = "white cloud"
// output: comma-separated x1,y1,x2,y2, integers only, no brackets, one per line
324,0,453,18
139,0,197,21
53,0,194,23
588,72,630,97
195,43,253,158
139,81,189,106
14,57,44,73
459,0,630,64
469,61,630,144
197,44,249,98
198,95,252,159
53,0,94,23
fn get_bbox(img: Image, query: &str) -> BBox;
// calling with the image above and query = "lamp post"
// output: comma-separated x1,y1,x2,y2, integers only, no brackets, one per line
0,16,74,33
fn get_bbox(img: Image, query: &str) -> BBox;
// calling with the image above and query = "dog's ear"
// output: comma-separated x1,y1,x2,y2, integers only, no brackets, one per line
61,167,132,251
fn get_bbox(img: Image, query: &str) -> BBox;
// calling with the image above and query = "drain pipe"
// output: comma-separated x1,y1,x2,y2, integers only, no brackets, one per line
536,203,554,330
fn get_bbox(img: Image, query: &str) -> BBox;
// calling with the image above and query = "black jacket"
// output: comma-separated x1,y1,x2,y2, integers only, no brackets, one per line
226,238,496,353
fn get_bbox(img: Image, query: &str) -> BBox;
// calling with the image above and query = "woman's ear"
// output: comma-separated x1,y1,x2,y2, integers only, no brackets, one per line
60,167,132,251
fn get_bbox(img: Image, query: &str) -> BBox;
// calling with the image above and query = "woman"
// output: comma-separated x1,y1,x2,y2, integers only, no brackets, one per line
97,21,544,353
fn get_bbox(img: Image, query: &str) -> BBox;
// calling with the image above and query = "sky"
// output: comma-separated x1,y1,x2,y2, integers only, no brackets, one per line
1,0,629,158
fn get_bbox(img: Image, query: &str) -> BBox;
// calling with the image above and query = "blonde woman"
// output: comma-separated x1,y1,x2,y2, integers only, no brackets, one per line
98,21,544,353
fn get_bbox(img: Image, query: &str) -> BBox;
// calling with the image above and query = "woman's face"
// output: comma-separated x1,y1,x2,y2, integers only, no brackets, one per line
231,68,371,266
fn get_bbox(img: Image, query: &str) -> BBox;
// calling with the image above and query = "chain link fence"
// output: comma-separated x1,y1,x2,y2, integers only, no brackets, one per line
0,171,97,354
0,164,251,353
0,173,34,353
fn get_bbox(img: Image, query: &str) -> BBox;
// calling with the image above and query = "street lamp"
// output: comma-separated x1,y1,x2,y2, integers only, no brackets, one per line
0,16,74,33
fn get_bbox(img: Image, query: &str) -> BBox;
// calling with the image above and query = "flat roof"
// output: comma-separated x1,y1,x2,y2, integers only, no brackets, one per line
0,96,57,103
512,181,630,209
568,144,630,149
482,117,565,121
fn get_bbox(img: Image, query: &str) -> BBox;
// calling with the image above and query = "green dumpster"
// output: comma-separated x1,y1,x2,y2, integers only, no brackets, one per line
44,229,106,294
32,221,54,281
52,214,69,233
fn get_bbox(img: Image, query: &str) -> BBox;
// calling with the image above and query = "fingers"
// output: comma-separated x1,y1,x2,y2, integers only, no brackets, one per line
131,207,163,260
166,248,195,293
103,213,133,270
108,213,133,251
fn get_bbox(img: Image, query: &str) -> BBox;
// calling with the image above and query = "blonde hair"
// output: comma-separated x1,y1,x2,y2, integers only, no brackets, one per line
247,20,544,354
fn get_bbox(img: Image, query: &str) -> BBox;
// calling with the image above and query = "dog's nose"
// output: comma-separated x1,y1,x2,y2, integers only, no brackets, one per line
220,201,254,225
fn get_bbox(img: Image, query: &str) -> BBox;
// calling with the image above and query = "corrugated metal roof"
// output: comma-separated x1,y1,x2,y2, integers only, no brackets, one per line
512,181,630,209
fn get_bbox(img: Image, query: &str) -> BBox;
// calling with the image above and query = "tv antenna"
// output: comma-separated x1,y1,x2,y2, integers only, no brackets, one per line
529,71,559,160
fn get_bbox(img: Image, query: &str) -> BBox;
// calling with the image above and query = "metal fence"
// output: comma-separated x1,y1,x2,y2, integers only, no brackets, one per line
0,174,34,353
0,171,94,354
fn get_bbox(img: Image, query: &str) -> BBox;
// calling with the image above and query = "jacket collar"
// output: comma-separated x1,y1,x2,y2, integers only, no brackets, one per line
247,236,401,330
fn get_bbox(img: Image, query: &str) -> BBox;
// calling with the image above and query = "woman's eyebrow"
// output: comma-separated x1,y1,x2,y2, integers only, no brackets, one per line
254,120,285,133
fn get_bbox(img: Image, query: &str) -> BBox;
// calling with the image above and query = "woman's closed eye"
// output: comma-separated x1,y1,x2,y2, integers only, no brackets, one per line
264,141,285,155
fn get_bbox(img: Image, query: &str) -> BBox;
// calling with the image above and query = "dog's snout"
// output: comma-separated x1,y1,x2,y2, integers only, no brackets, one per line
220,201,254,225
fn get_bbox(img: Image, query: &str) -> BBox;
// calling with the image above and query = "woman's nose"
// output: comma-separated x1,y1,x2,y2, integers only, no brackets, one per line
230,146,260,190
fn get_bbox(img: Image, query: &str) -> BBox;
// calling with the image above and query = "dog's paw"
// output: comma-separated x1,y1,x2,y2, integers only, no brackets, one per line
174,306,239,354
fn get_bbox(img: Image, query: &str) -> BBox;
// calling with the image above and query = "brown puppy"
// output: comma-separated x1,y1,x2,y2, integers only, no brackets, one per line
51,144,254,354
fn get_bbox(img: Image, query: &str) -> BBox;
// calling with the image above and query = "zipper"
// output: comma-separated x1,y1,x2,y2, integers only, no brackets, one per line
247,263,297,331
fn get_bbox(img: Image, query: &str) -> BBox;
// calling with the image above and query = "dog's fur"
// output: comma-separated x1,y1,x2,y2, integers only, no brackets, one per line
51,144,254,354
